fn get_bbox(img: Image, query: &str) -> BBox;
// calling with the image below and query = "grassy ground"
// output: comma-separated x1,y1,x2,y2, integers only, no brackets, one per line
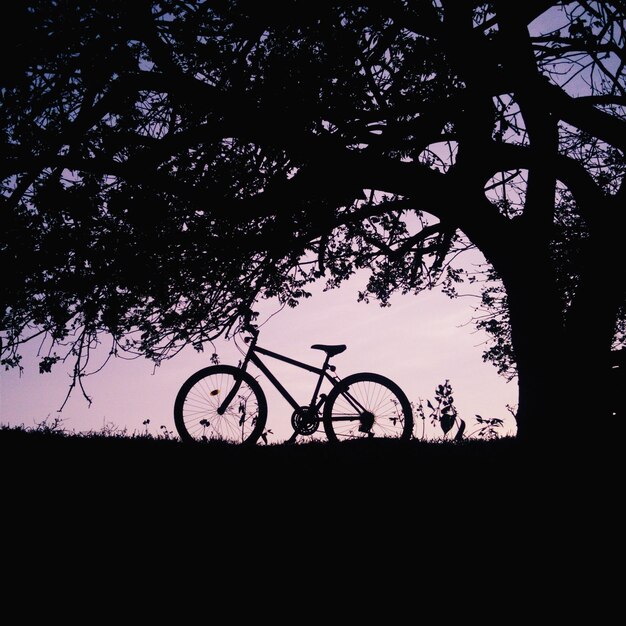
3,424,620,553
3,425,616,613
1,423,523,474
0,424,534,503
1,423,522,469
3,424,615,509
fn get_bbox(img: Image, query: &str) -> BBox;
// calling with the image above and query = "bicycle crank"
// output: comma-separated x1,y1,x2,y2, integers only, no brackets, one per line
358,410,375,433
291,406,320,436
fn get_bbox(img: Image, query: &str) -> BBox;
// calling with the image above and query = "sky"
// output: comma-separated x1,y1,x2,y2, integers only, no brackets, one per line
5,3,573,443
1,5,617,447
0,263,518,443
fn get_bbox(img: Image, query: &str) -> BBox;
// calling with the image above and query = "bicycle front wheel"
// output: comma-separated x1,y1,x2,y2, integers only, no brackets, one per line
174,365,267,445
323,373,413,442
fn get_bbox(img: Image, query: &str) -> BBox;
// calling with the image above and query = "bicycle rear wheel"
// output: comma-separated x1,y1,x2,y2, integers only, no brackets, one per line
323,372,413,442
174,365,267,445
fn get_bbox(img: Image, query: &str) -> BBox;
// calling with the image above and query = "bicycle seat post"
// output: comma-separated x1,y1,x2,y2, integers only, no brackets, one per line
306,353,331,417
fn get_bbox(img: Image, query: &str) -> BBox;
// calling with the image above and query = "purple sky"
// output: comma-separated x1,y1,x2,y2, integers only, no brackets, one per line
2,6,616,444
1,261,518,442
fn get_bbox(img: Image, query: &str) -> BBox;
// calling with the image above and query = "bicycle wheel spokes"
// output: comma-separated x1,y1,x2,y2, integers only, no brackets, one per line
185,373,258,442
175,366,267,444
324,373,412,442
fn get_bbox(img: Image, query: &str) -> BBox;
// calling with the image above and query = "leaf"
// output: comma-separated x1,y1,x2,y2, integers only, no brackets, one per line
427,399,434,410
454,419,466,441
38,355,60,374
440,413,455,434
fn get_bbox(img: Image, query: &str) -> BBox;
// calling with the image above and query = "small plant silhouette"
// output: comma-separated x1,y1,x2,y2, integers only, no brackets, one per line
415,380,504,441
415,380,464,440
466,416,505,440
33,415,67,434
260,429,274,445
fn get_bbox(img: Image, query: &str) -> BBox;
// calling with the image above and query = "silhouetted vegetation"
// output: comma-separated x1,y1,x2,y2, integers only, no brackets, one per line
2,2,625,443
415,379,506,440
0,420,520,472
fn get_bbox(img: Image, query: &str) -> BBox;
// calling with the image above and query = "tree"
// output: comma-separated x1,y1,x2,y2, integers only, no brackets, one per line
1,1,624,443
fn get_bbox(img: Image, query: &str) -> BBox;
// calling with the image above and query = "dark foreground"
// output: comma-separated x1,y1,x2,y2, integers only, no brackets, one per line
2,425,524,474
1,427,526,497
2,427,620,558
1,426,603,500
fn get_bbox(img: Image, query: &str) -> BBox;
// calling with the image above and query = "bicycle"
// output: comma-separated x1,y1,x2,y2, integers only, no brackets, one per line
174,326,413,445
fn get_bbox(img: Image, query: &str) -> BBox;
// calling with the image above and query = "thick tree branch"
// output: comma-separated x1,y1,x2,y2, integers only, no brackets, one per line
544,82,626,153
491,141,609,227
495,1,559,229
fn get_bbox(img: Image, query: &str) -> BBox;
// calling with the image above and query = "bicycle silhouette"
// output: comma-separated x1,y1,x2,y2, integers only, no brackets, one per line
174,326,413,444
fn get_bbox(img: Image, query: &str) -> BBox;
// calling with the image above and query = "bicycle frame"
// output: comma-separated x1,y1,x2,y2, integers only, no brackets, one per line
217,329,339,418
249,345,338,414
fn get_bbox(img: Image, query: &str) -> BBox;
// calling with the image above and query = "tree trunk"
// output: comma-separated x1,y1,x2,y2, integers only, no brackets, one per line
562,255,622,434
504,274,568,446
503,250,620,449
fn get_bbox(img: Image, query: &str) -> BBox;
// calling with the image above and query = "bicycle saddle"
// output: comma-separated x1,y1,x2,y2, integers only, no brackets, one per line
310,344,347,357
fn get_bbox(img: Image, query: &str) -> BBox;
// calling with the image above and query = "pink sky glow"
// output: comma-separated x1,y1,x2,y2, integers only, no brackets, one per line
1,265,518,442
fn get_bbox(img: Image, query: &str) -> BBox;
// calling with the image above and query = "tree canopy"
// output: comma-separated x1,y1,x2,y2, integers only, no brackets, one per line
1,1,625,438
